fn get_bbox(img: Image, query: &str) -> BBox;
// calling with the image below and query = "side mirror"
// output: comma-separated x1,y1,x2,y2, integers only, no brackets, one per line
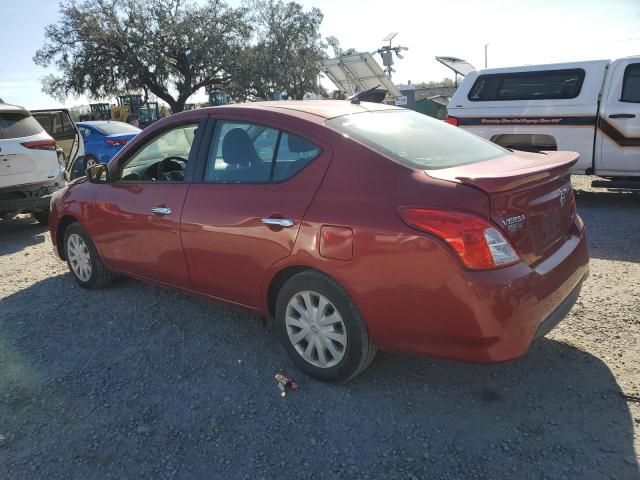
86,163,110,183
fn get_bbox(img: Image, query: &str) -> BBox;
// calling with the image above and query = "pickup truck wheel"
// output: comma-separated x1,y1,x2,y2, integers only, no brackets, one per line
275,270,377,383
32,210,50,225
63,223,114,289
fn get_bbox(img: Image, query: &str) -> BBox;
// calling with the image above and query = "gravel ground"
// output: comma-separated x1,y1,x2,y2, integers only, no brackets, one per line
0,176,638,480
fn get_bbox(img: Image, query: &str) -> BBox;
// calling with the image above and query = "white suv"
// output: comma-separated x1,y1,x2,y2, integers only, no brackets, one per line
0,103,82,224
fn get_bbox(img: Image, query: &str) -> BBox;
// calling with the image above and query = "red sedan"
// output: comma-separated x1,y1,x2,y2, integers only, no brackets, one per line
49,101,589,382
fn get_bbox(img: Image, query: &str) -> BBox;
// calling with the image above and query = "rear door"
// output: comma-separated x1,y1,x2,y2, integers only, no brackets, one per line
597,58,640,175
180,116,332,309
31,109,84,169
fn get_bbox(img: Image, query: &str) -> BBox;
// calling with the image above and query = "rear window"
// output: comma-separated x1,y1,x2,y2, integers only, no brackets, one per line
326,109,507,170
94,122,141,135
468,68,585,101
621,63,640,103
0,112,45,139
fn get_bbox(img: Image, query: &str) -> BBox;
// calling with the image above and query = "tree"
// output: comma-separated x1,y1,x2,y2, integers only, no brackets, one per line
234,0,327,101
34,0,252,112
413,78,456,89
325,36,357,58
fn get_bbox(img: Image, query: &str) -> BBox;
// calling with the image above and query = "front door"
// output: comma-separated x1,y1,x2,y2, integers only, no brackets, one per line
90,121,202,288
597,59,640,175
180,117,332,308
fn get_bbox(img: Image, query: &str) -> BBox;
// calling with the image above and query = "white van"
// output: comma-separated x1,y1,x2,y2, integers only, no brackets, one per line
446,57,640,184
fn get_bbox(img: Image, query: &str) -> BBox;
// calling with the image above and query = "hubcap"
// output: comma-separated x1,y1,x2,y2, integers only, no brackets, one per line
85,157,97,168
285,291,347,368
67,233,92,282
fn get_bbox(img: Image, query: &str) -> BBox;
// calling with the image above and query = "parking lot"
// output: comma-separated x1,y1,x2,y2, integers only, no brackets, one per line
0,177,638,480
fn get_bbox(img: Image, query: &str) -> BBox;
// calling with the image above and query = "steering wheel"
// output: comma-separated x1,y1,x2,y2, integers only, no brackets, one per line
156,156,187,181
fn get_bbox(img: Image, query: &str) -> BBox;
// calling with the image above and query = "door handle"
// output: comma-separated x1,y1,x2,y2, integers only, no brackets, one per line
261,217,294,227
151,206,172,216
608,113,636,119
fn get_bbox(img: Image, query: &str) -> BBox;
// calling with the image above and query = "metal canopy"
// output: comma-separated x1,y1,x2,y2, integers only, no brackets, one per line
317,53,403,98
435,56,476,77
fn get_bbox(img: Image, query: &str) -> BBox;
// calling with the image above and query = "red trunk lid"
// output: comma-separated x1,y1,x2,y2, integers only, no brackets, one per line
427,151,579,266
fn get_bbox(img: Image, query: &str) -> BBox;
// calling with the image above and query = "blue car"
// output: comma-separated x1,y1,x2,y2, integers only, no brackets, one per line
75,120,141,172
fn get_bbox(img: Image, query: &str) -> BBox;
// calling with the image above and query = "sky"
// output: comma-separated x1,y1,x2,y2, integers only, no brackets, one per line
1,0,640,109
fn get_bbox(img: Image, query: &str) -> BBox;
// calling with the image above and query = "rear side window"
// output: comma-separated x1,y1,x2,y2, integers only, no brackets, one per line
0,112,44,139
273,133,320,182
468,68,585,101
205,120,320,183
326,109,507,170
621,63,640,103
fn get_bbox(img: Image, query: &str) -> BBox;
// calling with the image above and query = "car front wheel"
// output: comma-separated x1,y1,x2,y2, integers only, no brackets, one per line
275,270,377,383
63,223,114,289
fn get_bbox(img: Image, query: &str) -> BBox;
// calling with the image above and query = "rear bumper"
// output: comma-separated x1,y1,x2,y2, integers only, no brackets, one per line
0,181,60,214
354,217,589,363
533,278,583,341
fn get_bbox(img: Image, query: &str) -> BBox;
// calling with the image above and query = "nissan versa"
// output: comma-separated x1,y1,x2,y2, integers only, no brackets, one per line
48,101,589,382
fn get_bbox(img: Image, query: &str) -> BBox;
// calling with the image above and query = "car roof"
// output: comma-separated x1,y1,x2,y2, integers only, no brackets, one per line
0,103,28,114
194,100,403,121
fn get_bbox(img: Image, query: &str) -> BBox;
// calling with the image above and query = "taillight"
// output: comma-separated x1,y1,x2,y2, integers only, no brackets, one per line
445,115,459,126
21,139,57,151
398,208,520,270
105,139,128,146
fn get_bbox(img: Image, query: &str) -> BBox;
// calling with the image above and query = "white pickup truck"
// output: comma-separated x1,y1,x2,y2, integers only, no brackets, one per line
446,57,640,187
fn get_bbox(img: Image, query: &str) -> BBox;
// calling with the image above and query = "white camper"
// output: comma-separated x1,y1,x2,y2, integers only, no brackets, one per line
446,57,640,185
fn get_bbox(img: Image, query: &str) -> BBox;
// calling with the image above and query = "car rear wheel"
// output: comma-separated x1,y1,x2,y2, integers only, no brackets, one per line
275,270,377,383
63,223,114,289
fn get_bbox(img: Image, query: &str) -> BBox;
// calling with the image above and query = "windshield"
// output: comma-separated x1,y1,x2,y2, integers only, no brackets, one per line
95,122,141,135
326,109,507,170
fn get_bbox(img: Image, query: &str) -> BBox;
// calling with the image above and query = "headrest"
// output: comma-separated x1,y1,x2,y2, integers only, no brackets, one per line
222,128,255,166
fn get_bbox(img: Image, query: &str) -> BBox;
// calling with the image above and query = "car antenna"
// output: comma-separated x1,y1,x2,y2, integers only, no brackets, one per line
349,85,385,104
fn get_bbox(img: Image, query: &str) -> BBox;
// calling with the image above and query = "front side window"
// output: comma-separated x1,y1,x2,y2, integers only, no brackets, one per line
326,109,507,170
621,63,640,103
118,123,198,182
468,69,585,101
205,121,320,183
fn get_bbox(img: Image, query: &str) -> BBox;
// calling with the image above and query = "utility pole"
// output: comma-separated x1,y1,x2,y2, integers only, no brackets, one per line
484,44,489,69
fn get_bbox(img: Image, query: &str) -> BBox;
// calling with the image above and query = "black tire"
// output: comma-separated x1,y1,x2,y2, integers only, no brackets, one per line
63,222,114,289
32,209,50,225
275,270,377,383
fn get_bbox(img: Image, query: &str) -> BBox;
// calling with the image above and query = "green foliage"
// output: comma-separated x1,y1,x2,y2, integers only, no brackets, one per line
230,0,327,101
413,78,456,89
34,0,327,110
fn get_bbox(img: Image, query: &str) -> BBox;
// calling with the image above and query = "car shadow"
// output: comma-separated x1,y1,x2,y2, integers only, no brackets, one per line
0,215,48,256
575,187,640,263
1,275,638,479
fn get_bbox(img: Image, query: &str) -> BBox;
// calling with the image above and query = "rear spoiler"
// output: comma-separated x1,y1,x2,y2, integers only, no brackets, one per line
427,151,579,193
